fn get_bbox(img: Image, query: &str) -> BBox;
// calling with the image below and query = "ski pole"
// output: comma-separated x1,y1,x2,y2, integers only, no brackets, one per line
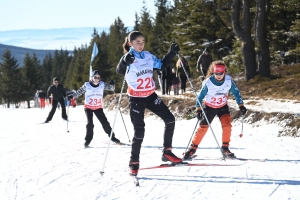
66,98,70,133
239,115,244,138
174,42,225,160
182,119,199,159
100,67,129,176
112,91,131,143
119,108,131,142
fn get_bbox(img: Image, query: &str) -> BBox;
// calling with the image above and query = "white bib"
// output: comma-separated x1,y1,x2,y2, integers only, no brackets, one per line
125,51,156,97
84,82,104,110
204,75,232,108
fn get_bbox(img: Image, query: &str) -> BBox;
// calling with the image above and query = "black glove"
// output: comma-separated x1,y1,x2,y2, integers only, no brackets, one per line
108,80,115,85
123,52,135,65
67,95,73,101
196,108,203,120
239,106,247,115
169,42,180,54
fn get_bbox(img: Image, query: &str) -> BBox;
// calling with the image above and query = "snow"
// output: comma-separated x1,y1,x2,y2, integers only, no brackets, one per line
1,102,300,200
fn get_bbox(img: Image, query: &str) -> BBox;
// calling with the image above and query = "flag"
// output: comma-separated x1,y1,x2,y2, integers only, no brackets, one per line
90,42,99,77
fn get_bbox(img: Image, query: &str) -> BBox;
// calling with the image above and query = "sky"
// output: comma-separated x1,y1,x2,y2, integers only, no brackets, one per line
0,0,156,31
0,0,158,50
1,93,300,199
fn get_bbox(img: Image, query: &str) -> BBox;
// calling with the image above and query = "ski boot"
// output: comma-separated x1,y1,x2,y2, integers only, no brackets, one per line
221,143,236,159
129,161,139,176
183,144,198,160
162,147,182,163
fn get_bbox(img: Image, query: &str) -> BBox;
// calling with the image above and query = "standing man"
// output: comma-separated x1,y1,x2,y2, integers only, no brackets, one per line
196,49,213,78
45,77,68,123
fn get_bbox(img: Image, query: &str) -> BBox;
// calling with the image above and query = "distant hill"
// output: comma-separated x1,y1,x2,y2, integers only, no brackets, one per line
0,43,60,65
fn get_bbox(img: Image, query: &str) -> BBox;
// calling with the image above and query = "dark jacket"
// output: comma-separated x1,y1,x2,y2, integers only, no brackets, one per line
38,91,46,98
196,53,213,71
177,65,190,78
47,84,66,101
171,73,180,84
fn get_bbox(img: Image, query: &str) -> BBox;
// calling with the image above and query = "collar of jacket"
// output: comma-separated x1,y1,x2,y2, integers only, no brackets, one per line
129,47,145,59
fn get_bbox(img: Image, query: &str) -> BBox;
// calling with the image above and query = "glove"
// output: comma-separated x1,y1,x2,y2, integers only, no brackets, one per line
239,106,247,115
108,80,115,85
196,108,203,120
123,52,135,65
169,42,180,54
67,95,73,101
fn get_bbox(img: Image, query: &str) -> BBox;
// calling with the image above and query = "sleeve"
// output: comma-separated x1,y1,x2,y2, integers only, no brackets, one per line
116,55,128,76
61,85,66,97
229,80,244,106
160,51,176,71
104,83,115,91
72,84,86,98
151,54,163,71
196,55,202,70
196,82,208,108
47,86,51,99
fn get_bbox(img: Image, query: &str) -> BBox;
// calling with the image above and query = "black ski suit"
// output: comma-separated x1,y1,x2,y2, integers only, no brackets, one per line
46,84,67,121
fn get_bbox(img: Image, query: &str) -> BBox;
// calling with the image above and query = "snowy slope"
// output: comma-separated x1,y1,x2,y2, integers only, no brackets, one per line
0,104,300,200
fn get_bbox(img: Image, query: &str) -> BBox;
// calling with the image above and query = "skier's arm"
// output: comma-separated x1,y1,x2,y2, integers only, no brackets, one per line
229,80,244,106
72,84,86,98
196,83,208,108
47,86,51,99
116,55,128,76
196,55,202,71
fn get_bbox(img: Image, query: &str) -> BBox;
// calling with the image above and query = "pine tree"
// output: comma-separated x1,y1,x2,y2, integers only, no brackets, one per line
21,53,39,108
139,1,153,51
0,50,22,108
231,0,257,80
148,0,173,58
107,17,128,92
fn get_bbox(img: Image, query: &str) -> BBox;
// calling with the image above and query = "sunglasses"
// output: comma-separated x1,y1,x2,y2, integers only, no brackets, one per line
93,76,100,79
214,72,224,76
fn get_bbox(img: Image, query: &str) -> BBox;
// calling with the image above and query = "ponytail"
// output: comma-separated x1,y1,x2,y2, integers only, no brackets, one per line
122,31,144,54
122,36,130,54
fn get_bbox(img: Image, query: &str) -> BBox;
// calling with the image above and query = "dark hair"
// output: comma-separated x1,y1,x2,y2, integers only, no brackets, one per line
122,31,144,54
53,77,59,82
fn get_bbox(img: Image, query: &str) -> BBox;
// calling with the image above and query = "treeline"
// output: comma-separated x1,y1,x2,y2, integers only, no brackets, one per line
0,0,299,108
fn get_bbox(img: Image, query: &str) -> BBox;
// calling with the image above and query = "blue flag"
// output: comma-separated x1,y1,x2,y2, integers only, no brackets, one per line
90,42,99,77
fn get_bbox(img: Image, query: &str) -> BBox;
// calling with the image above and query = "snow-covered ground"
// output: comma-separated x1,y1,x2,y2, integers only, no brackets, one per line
1,102,300,200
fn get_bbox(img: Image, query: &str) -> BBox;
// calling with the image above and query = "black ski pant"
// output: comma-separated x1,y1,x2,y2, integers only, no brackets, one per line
84,108,115,144
129,92,175,162
162,77,171,95
180,76,187,92
46,97,67,121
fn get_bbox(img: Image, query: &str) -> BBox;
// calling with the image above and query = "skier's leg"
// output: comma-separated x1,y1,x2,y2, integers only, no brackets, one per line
45,100,58,122
146,93,181,163
94,108,120,143
84,109,94,146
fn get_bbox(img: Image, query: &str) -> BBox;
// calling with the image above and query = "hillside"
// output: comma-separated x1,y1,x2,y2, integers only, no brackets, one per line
0,43,57,65
102,63,300,137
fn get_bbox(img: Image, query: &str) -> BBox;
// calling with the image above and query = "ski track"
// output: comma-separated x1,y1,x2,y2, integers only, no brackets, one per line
1,105,300,199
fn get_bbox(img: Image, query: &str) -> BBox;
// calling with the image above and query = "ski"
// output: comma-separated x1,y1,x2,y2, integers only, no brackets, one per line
189,155,266,162
139,161,246,170
104,142,131,146
130,174,139,186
